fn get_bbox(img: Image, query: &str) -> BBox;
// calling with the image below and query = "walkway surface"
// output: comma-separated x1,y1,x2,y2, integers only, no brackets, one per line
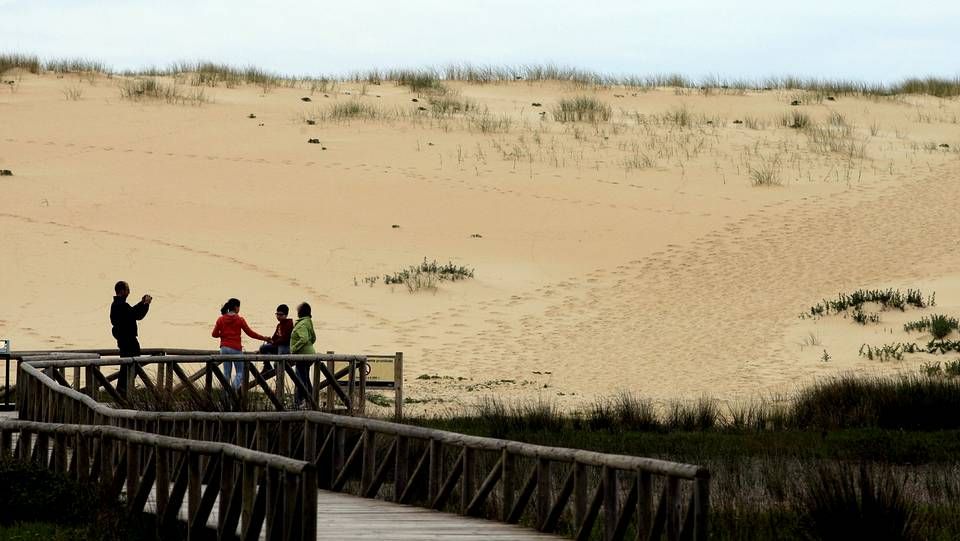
147,485,561,540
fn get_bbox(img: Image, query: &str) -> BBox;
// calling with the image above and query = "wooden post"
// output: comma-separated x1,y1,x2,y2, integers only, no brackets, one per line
241,460,256,539
302,465,318,541
219,453,234,535
279,420,291,458
574,461,587,528
394,436,409,502
76,433,90,481
500,450,514,522
276,359,286,406
394,352,404,420
461,446,474,515
265,467,279,540
603,466,617,541
428,439,442,503
347,358,356,414
72,366,81,391
694,475,710,541
638,471,653,540
127,440,140,499
666,476,680,541
358,358,367,415
361,429,376,493
537,458,551,529
85,365,95,398
304,420,317,463
156,445,169,526
325,352,335,412
188,451,200,539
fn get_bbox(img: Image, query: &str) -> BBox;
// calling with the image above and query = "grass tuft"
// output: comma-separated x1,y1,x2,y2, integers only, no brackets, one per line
553,96,611,122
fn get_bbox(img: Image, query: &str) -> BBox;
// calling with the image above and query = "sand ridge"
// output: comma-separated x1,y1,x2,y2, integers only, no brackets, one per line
1,72,959,411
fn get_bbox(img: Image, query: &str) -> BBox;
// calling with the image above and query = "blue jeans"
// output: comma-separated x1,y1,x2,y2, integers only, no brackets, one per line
257,344,289,372
220,346,243,389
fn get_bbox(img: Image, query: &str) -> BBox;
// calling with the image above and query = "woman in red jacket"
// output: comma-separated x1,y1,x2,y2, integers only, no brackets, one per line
212,298,270,389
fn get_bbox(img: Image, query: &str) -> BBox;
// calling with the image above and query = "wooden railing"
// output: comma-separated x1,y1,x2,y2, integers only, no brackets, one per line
19,359,710,540
14,352,369,415
0,418,316,540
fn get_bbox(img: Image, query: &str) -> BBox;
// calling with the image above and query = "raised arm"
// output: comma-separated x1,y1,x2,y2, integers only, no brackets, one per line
131,301,150,321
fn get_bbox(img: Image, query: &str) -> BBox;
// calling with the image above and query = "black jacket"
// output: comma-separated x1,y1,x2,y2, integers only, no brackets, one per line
110,296,149,341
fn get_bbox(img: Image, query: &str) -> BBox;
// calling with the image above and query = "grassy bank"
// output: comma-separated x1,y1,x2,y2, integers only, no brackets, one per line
408,374,960,540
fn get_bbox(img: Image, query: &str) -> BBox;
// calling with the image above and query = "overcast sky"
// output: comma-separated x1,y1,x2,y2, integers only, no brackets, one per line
1,0,958,82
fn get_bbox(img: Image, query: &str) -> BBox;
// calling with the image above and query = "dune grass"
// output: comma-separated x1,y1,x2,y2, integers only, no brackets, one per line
0,53,41,75
553,96,612,122
5,51,960,98
118,78,209,105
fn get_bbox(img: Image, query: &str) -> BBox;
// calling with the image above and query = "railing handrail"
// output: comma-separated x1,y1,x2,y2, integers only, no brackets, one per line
21,353,367,368
0,418,310,473
19,360,707,479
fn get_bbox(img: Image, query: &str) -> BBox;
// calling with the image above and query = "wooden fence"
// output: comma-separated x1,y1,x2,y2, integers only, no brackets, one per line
15,352,369,415
7,349,405,419
0,418,316,540
18,358,710,540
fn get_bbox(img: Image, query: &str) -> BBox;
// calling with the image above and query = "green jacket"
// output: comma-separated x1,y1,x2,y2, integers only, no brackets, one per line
290,316,316,354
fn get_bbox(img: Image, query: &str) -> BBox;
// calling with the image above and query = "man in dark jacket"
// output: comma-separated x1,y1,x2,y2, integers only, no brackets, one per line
110,281,152,393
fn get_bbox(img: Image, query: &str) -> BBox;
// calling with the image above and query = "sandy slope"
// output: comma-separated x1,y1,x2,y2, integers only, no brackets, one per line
1,71,959,412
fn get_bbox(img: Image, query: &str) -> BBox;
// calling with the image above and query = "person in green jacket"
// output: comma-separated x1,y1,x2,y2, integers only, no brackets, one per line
290,302,316,407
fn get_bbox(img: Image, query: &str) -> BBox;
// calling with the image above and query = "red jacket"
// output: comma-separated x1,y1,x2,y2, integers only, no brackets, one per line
212,313,268,351
271,319,294,346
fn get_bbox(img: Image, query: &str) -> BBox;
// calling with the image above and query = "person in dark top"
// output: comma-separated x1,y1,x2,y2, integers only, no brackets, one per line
258,304,294,373
109,280,152,394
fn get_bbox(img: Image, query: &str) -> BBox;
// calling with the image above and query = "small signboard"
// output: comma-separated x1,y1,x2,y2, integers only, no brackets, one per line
363,356,396,388
0,339,9,355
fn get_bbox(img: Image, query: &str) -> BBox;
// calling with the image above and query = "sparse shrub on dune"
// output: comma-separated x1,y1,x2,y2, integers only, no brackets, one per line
780,110,811,129
387,68,446,94
118,77,209,105
903,314,959,340
0,53,41,75
749,154,783,186
553,96,611,122
383,258,474,293
323,100,385,121
44,57,110,75
427,94,476,116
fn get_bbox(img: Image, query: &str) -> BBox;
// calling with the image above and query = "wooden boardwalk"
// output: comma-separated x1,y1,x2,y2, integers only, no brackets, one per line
9,353,711,540
312,490,559,540
146,486,560,540
7,426,558,540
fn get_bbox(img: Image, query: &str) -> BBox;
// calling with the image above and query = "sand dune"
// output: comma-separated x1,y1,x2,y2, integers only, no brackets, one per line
2,71,959,411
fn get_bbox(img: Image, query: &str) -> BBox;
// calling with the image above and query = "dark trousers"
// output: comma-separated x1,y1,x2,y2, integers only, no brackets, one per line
294,361,312,406
116,337,140,395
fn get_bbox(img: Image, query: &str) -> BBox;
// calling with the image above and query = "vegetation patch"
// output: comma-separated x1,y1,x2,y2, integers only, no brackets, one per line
118,78,209,105
552,96,612,122
806,288,932,320
383,258,474,293
904,314,959,339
